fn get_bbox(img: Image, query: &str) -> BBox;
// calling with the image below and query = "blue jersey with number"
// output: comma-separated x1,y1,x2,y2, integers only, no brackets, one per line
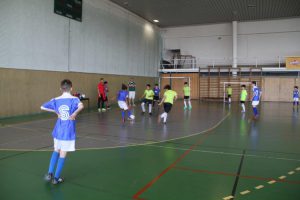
252,86,261,101
118,90,128,101
293,90,299,98
154,88,160,96
41,93,81,141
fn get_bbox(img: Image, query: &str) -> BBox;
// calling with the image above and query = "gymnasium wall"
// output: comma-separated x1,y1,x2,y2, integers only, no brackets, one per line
0,0,161,77
0,68,156,118
162,18,300,65
160,73,299,102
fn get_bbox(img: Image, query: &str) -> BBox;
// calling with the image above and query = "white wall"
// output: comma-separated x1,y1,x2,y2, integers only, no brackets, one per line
0,0,161,77
162,18,300,66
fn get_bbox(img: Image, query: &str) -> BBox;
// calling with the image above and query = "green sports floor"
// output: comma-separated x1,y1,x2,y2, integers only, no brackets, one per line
0,101,300,200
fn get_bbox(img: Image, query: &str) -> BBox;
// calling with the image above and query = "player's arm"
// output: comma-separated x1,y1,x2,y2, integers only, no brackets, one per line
158,96,166,106
140,91,146,99
69,103,84,120
174,94,178,101
40,106,56,113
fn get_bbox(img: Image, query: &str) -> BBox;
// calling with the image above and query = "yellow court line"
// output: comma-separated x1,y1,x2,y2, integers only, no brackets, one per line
240,190,251,195
268,180,276,184
0,113,231,152
223,195,234,200
255,185,264,189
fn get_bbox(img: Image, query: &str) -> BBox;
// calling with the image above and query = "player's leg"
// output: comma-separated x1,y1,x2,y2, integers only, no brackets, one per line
252,101,259,118
241,101,245,112
228,95,231,103
118,101,126,122
141,100,146,113
101,95,106,111
97,96,101,112
184,96,187,109
188,97,192,110
148,100,153,115
45,149,60,181
53,150,67,184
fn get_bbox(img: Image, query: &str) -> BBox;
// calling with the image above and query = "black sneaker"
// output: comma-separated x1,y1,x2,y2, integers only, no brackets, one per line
149,113,152,116
52,177,64,185
44,173,53,182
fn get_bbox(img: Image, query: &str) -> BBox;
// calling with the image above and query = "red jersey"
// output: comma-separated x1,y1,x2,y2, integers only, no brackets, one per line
98,82,106,98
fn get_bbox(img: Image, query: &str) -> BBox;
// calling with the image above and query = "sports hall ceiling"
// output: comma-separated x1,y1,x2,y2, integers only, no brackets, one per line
109,0,300,27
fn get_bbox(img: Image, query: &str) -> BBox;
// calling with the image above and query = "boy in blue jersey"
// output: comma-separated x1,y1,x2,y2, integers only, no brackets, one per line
153,84,160,107
293,86,299,108
41,79,84,184
118,84,133,123
251,81,262,119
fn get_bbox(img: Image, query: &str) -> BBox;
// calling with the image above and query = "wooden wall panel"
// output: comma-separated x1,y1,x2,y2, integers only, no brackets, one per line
0,68,155,117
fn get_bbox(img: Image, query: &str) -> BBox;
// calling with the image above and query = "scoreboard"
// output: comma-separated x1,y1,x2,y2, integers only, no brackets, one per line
54,0,82,22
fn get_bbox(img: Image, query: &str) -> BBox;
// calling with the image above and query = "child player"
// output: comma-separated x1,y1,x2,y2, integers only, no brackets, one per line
41,79,84,185
141,84,155,116
153,84,160,107
117,84,134,123
158,84,177,124
183,81,192,110
226,84,232,103
293,86,299,109
251,81,261,119
240,85,247,113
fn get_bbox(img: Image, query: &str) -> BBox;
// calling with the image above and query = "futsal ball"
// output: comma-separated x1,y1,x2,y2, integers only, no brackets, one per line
130,114,135,120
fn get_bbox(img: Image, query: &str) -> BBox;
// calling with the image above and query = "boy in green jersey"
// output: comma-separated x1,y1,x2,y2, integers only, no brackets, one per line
141,84,155,115
240,85,248,113
158,85,177,124
227,84,232,103
183,82,192,110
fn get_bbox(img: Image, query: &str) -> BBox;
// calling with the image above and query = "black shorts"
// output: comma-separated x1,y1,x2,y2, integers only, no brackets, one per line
153,96,159,101
143,99,153,104
240,101,245,104
184,96,190,100
228,95,231,98
163,103,173,113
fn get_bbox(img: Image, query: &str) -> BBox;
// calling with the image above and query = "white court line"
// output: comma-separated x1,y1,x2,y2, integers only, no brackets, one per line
279,176,286,179
288,171,295,175
0,113,231,152
145,144,300,162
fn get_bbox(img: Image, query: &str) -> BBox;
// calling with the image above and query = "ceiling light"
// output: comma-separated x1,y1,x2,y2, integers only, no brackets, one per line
153,19,159,23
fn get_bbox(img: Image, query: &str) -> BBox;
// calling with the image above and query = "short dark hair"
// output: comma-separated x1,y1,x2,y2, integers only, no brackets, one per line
241,85,246,88
164,84,171,90
146,84,151,87
104,81,108,84
184,82,188,84
155,84,158,86
61,79,72,91
122,84,127,90
295,86,298,89
252,81,257,85
228,84,231,86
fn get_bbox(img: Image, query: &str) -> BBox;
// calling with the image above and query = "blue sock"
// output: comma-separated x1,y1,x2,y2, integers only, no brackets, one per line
48,151,59,174
54,157,65,179
121,110,125,119
127,110,132,117
293,101,296,106
253,107,258,116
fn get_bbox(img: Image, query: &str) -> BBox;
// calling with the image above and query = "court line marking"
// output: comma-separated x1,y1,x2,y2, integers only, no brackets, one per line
144,145,300,162
279,176,286,180
223,195,234,200
268,180,276,184
240,190,250,195
132,113,231,200
173,166,300,185
296,167,300,171
0,113,230,152
255,185,264,189
288,171,295,175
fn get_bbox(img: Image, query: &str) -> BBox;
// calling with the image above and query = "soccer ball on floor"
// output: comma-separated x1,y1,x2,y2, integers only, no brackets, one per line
129,114,135,120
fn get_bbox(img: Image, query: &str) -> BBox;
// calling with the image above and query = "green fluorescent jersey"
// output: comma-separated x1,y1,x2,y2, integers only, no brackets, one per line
183,86,191,96
164,90,177,104
240,89,248,101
